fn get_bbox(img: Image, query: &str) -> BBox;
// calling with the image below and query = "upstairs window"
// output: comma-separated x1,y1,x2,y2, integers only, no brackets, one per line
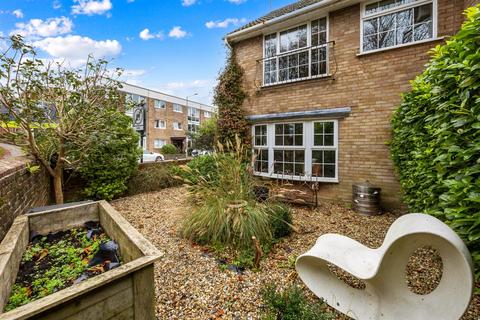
173,104,183,113
154,119,166,129
154,99,166,109
173,121,183,130
263,17,328,86
204,111,212,118
361,0,435,53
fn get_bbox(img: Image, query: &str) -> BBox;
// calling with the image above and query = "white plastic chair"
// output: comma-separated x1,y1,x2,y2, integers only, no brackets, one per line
295,213,474,320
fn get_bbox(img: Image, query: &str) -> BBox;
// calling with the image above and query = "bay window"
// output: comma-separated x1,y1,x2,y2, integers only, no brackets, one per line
252,120,338,182
263,17,328,86
361,0,435,53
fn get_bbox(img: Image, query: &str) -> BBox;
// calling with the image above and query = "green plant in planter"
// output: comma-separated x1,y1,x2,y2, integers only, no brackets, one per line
161,144,178,155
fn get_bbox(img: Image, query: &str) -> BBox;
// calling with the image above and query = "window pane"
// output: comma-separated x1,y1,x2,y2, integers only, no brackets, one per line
397,9,412,28
365,3,379,15
414,22,432,41
284,162,294,174
324,122,334,134
284,135,293,145
275,124,283,134
363,34,378,51
396,27,413,44
265,34,277,58
414,4,432,24
379,31,395,48
324,150,336,163
275,136,283,145
379,13,395,32
363,19,378,36
312,150,323,164
295,150,305,162
274,150,283,162
324,164,336,178
378,0,396,11
284,150,294,162
294,164,304,175
294,135,303,146
314,122,324,134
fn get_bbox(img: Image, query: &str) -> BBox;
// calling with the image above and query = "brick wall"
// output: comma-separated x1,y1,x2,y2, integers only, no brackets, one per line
0,158,51,241
233,0,465,208
146,99,188,152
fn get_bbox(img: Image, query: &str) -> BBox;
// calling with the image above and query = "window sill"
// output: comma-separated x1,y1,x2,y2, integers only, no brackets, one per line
356,37,445,56
154,127,166,130
254,172,339,183
173,111,183,113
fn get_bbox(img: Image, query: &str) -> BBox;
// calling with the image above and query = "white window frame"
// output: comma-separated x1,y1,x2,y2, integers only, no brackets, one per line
154,119,166,129
154,99,166,109
173,104,183,113
360,0,437,54
204,111,211,118
154,139,166,149
173,121,183,130
252,120,339,183
262,16,330,87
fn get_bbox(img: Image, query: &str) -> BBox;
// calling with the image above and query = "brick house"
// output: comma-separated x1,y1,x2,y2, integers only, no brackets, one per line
225,0,478,208
119,83,215,154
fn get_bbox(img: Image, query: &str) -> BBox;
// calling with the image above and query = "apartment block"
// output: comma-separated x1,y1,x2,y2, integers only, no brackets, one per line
119,83,215,153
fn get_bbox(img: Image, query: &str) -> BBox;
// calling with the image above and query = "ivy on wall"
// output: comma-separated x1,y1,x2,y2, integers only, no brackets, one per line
391,5,480,280
213,49,250,148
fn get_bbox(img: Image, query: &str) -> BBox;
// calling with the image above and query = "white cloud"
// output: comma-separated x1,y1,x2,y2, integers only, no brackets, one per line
139,28,163,40
12,9,24,18
53,1,62,9
71,0,112,16
228,0,247,4
158,79,215,105
168,26,188,39
10,17,73,38
205,18,247,29
33,35,121,67
182,0,197,7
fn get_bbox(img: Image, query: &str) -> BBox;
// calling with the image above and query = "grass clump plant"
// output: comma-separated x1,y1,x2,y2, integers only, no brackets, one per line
261,284,334,320
182,136,272,250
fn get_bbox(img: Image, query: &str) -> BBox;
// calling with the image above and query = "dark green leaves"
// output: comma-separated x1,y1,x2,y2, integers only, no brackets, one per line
391,4,480,283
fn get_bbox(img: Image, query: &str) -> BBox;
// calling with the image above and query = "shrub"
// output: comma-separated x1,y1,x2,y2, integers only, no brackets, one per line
77,111,140,200
182,137,273,249
261,284,333,320
266,202,293,239
127,163,181,196
390,5,480,280
173,154,219,185
161,144,178,154
188,117,217,151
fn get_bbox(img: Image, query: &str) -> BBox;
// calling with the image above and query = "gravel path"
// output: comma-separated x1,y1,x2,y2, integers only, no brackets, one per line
111,186,479,319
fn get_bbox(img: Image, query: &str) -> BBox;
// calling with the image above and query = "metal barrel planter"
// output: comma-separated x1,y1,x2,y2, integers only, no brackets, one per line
352,181,382,216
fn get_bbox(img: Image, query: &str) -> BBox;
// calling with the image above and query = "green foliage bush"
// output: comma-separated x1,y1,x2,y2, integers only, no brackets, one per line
173,154,219,185
78,111,140,200
261,284,333,320
266,202,293,239
390,6,480,280
188,117,217,151
161,144,178,154
127,163,181,196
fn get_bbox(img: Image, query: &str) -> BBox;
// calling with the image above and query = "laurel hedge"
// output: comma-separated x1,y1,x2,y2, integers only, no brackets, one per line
391,5,480,281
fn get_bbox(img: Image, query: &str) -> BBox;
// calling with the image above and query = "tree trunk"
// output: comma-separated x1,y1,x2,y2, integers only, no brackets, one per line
53,167,64,204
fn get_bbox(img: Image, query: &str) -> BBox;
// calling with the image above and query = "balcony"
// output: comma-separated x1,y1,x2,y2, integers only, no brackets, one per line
255,41,336,88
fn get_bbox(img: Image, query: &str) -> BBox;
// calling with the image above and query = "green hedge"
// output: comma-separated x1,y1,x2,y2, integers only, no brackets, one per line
391,6,480,280
127,163,181,195
161,144,178,154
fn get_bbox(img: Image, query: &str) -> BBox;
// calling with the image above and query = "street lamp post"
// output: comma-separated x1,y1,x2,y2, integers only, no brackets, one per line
185,93,198,158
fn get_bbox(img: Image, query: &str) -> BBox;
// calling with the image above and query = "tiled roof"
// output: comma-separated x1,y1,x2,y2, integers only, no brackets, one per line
229,0,325,34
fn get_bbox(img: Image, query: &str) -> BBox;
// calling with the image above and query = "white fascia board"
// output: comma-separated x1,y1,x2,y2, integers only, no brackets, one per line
119,82,215,112
226,0,358,43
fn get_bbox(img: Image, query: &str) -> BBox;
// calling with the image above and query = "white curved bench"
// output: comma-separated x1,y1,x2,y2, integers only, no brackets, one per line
295,213,474,320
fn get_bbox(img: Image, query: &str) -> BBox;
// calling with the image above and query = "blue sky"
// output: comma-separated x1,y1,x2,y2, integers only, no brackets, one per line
0,0,294,105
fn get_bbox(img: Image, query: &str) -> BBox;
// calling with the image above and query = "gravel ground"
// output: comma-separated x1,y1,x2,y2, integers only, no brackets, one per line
111,186,479,320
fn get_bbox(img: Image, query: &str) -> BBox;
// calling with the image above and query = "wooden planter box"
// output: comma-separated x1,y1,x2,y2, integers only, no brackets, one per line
0,201,162,320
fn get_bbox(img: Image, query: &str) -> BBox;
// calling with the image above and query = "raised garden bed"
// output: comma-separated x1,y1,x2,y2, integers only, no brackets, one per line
0,201,162,320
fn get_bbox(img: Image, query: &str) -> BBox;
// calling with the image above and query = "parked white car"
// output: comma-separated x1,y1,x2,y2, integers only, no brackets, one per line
141,150,164,162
